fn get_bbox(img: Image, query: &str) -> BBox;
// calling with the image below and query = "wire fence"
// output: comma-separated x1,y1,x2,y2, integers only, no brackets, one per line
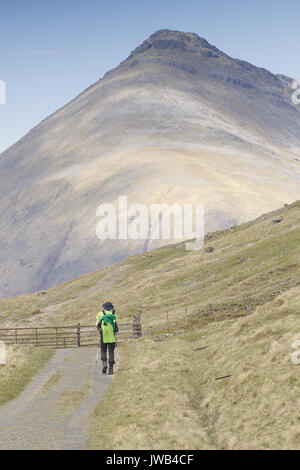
145,292,277,335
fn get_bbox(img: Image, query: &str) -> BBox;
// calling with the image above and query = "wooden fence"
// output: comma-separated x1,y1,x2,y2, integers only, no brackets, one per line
0,315,142,349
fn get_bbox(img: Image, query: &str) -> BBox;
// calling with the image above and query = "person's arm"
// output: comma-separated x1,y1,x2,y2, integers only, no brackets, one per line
96,313,102,330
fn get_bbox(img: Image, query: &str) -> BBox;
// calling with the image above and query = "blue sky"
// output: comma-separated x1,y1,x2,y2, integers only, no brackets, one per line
0,0,300,153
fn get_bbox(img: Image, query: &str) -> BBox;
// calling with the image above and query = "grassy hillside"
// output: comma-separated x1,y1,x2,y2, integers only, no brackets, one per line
88,285,300,449
0,201,299,449
0,346,54,406
1,201,299,331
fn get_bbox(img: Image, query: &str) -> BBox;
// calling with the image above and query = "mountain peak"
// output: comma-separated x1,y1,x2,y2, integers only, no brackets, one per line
105,29,226,78
130,29,222,57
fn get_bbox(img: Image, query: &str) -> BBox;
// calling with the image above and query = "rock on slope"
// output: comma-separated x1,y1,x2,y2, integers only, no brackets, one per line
0,29,300,298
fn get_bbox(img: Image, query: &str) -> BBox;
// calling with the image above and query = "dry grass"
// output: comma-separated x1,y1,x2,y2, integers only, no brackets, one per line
36,370,62,397
56,381,91,416
88,337,210,450
0,345,54,406
88,286,300,450
186,286,300,450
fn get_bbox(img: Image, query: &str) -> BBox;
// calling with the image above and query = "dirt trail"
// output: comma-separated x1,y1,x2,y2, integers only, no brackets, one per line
0,347,111,450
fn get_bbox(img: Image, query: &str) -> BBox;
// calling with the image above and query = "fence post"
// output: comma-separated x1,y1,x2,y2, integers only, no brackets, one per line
77,323,81,347
166,312,170,333
209,304,216,321
56,328,58,348
243,295,251,314
35,328,38,347
132,315,142,338
15,329,18,344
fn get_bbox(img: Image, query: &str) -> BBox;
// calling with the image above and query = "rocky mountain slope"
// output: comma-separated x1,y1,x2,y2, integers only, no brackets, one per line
0,29,300,298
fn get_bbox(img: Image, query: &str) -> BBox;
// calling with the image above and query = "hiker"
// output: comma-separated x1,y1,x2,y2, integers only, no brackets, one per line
96,302,118,375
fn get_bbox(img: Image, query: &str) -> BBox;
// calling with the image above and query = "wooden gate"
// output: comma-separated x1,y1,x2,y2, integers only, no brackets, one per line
0,315,142,349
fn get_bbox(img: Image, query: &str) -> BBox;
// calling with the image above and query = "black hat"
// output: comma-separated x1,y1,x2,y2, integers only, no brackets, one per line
103,301,114,311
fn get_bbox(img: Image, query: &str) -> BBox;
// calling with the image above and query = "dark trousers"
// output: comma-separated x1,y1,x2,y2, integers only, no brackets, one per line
101,341,115,366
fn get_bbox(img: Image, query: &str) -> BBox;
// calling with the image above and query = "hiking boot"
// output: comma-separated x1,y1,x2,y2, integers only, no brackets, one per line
102,361,107,374
109,365,114,375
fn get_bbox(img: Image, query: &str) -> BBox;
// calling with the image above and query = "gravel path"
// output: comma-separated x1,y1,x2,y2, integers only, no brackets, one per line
0,348,111,450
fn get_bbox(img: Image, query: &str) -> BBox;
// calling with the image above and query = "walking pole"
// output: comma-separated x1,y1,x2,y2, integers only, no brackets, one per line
116,341,119,366
95,327,101,367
